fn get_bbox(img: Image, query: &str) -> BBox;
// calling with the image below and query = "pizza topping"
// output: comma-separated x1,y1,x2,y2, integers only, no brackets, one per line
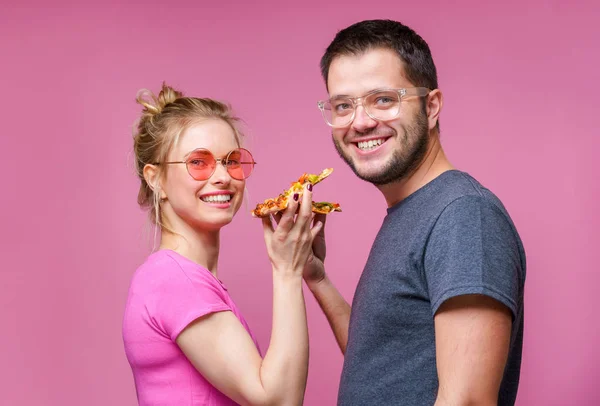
311,202,342,214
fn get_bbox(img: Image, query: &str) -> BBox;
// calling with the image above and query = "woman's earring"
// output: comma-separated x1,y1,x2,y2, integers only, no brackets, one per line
154,183,168,202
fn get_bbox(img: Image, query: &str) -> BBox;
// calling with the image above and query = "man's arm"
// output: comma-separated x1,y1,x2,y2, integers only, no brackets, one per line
306,276,351,354
302,213,351,354
424,195,523,405
433,294,512,406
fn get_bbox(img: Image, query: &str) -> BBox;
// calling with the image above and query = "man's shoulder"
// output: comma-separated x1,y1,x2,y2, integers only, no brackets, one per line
429,171,525,261
443,171,513,219
383,170,521,250
390,170,518,240
425,170,510,217
433,170,491,198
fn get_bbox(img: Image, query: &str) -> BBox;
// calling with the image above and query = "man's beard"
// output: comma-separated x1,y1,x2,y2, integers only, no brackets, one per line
332,110,430,186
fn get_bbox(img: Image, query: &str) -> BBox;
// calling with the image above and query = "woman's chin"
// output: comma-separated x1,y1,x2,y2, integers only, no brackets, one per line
193,215,235,232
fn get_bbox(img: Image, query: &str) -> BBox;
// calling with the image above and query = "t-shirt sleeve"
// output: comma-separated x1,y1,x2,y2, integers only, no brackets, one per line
424,195,522,317
149,256,232,341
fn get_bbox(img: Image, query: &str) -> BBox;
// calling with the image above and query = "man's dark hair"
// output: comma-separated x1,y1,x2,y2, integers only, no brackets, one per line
320,19,439,93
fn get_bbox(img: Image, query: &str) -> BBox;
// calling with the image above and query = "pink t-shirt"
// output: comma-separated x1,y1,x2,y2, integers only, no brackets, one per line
122,249,261,405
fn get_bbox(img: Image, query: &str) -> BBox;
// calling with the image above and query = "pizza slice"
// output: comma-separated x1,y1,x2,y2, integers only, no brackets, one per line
251,168,342,218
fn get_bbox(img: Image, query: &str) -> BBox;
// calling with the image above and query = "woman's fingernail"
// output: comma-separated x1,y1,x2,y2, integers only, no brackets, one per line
307,184,313,191
294,193,299,201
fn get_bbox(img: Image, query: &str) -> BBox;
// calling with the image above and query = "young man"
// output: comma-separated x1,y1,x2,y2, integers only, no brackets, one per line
304,20,526,406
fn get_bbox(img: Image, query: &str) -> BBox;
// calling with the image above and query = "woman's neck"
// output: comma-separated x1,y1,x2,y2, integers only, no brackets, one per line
159,225,221,276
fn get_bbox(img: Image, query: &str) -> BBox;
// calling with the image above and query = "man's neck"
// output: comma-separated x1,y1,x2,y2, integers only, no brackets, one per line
378,133,454,208
159,220,221,276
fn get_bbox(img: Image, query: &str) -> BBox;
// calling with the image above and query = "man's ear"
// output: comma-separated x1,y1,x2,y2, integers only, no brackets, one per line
426,89,443,132
143,164,167,200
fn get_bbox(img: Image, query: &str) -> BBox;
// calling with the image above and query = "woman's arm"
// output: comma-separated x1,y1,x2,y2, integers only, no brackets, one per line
177,185,320,406
177,277,306,406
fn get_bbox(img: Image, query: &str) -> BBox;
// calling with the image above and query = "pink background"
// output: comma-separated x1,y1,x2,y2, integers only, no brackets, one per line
1,1,599,405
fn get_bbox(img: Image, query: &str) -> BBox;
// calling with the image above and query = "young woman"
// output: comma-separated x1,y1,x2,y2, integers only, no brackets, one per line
122,83,321,405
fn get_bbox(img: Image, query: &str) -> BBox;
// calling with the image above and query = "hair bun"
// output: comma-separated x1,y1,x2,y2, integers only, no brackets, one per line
136,82,184,116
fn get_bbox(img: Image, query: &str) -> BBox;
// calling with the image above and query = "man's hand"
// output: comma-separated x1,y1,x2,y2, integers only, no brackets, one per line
303,213,327,285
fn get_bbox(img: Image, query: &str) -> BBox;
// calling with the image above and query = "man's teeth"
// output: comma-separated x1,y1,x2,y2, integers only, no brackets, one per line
357,138,384,151
201,194,232,203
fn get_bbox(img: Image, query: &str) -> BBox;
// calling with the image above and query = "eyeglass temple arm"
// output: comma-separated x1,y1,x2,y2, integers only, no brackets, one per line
403,87,431,97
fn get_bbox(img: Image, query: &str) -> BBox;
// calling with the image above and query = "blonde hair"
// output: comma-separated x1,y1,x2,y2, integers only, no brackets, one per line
132,82,243,231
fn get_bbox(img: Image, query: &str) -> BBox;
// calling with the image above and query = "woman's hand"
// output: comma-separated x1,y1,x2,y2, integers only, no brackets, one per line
262,184,323,277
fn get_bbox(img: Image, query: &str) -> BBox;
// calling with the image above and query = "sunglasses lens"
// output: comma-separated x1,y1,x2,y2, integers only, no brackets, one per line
186,150,215,180
226,149,254,180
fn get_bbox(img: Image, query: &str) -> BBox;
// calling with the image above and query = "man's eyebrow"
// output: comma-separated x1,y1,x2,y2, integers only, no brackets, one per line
329,93,350,100
329,88,394,100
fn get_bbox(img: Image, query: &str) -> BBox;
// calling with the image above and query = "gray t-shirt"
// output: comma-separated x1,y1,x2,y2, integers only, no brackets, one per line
337,170,526,406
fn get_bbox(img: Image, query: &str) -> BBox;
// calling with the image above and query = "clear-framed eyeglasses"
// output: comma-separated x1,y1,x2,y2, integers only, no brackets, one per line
317,87,431,128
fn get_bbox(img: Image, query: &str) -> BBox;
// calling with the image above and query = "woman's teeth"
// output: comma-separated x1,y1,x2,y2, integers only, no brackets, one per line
357,138,384,151
201,195,232,203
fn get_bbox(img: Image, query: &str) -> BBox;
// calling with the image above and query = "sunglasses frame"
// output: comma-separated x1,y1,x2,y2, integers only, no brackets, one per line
154,147,257,181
